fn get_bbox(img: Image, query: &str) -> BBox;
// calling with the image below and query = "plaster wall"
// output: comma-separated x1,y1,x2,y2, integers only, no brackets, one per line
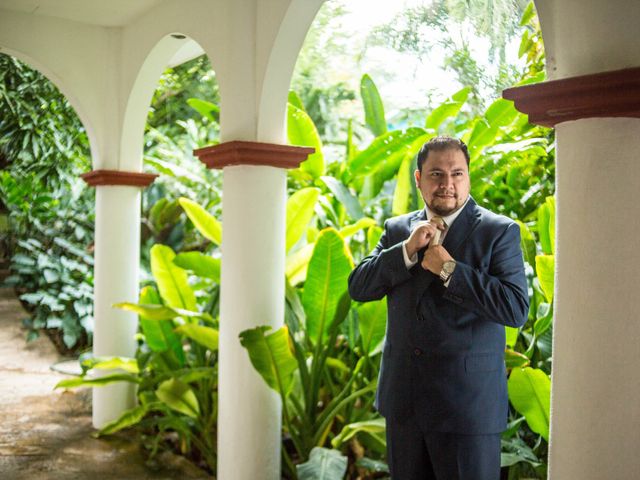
0,10,120,167
535,0,640,79
550,118,640,478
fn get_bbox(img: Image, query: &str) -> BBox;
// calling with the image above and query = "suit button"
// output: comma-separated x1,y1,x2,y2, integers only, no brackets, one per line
414,348,422,356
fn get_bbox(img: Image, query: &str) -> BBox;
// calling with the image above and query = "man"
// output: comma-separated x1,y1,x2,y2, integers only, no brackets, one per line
348,136,529,480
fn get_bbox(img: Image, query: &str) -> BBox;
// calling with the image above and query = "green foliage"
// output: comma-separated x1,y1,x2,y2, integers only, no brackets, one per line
288,102,326,179
274,6,554,477
296,447,348,480
360,74,387,137
369,0,532,112
508,367,551,441
302,229,354,345
55,201,224,474
240,325,298,395
0,53,94,351
241,229,379,478
8,3,555,478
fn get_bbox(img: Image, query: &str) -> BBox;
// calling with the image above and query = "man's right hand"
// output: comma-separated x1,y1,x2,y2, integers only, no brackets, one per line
405,219,446,259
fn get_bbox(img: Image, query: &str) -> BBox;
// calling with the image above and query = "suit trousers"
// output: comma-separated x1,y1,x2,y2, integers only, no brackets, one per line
386,414,501,480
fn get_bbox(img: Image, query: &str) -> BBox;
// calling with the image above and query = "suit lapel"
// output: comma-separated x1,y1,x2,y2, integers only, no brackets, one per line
442,197,481,256
408,209,427,235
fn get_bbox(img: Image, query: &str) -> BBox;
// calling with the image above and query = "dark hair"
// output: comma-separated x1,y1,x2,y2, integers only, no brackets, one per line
416,136,470,172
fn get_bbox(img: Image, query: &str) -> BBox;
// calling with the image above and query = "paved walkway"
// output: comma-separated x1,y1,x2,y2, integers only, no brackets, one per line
0,287,211,479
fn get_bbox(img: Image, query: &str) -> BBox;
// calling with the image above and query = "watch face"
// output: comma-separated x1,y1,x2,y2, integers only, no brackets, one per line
444,261,455,274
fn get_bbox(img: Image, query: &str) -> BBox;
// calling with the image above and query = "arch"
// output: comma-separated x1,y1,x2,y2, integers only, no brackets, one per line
256,0,325,143
119,33,216,172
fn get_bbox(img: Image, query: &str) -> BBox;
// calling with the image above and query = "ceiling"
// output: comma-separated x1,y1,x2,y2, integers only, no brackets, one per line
0,0,163,27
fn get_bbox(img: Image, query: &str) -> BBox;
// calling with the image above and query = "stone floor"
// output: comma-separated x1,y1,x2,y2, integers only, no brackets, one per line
0,287,212,479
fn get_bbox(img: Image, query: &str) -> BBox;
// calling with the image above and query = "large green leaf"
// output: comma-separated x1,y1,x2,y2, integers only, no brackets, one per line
485,98,518,129
508,367,550,441
537,196,555,254
358,298,387,356
55,373,140,389
150,244,197,311
174,251,221,282
302,229,354,344
89,357,139,374
348,128,427,178
186,98,219,122
287,102,324,178
175,324,219,351
288,90,305,111
360,74,387,137
155,378,200,418
331,417,386,448
535,254,555,303
505,349,530,369
115,301,213,323
320,176,364,221
392,152,415,216
286,243,315,286
114,302,181,321
505,326,519,348
286,187,320,252
136,286,185,364
533,302,553,336
296,447,348,480
339,218,376,239
178,197,222,245
517,220,537,268
239,325,298,396
425,87,470,130
97,404,148,436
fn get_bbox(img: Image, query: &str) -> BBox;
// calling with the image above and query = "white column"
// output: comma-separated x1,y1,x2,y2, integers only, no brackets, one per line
92,185,142,428
549,117,640,478
217,165,286,480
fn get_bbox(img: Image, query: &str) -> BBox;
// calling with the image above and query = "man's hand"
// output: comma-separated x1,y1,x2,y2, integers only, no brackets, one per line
422,245,453,275
405,220,446,259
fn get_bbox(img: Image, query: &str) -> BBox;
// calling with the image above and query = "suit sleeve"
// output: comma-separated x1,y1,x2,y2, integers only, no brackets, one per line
348,220,413,302
444,222,529,328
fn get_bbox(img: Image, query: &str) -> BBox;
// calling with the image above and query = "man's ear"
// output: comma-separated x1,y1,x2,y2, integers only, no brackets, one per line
414,169,421,188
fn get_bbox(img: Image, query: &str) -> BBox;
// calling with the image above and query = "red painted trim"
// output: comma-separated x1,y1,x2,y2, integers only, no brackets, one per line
80,170,158,187
502,67,640,127
194,141,315,170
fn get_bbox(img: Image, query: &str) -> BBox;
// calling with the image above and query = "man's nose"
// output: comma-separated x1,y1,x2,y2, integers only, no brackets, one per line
439,175,454,188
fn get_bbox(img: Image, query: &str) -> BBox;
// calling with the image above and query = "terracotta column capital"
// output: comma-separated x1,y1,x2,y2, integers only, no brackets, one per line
80,170,158,187
193,140,315,170
503,67,640,127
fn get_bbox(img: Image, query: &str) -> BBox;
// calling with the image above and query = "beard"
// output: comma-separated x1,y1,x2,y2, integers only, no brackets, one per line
427,194,465,216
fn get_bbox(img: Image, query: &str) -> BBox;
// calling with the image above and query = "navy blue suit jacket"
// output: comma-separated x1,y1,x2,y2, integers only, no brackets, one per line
348,197,529,434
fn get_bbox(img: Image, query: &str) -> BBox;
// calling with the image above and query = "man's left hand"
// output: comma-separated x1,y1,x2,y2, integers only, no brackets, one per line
422,245,453,275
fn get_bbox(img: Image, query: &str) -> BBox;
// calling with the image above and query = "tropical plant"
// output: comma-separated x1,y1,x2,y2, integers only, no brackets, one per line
55,198,222,473
501,195,554,479
240,227,388,479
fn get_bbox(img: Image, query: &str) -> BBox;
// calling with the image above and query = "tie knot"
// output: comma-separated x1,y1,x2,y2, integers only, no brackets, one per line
431,216,446,229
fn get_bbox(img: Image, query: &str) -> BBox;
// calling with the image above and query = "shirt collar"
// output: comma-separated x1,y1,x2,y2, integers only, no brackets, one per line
425,196,470,227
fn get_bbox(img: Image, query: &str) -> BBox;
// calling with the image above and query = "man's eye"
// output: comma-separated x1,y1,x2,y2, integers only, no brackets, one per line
430,172,441,177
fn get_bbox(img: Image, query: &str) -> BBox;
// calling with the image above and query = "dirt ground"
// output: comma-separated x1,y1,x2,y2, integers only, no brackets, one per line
0,287,212,479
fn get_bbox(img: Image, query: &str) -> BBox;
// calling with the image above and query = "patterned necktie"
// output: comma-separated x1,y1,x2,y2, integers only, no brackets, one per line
430,216,447,246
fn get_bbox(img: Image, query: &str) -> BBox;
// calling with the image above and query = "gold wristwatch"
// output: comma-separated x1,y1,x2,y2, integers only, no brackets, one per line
439,260,456,282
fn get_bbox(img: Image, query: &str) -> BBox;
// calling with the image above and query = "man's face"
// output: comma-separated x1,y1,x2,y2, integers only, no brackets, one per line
415,147,470,216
